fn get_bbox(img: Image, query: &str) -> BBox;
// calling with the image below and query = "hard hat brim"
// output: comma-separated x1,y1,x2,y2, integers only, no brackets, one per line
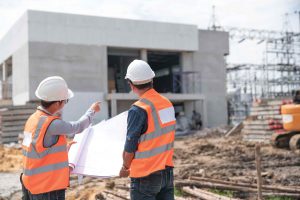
35,88,74,101
68,89,74,99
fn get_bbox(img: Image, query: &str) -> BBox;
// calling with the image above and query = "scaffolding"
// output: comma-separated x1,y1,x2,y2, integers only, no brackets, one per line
208,6,300,124
226,32,300,124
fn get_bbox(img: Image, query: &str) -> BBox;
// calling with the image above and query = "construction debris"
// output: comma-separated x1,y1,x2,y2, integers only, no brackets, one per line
182,187,240,200
242,99,292,143
1,127,300,199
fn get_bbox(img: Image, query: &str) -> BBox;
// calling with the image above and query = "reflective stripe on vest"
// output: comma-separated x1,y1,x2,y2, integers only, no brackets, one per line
23,161,69,176
23,115,67,159
32,116,47,145
135,142,174,159
138,98,176,143
23,115,68,176
23,145,67,159
135,98,175,159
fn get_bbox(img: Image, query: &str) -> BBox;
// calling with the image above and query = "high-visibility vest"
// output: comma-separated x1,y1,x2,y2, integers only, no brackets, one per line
130,89,176,178
22,110,69,194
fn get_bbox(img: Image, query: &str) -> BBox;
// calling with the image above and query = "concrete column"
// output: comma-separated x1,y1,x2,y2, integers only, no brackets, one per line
141,49,147,62
110,90,117,117
111,99,117,117
2,61,6,82
202,99,208,128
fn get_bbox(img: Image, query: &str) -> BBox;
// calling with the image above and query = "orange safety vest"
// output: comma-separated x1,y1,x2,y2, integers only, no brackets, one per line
130,89,176,178
22,110,69,194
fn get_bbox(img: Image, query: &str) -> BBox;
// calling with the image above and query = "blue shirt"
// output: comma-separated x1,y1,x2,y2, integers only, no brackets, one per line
124,105,148,153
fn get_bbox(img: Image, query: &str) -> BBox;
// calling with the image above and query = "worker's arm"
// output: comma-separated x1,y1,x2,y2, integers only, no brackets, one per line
119,151,134,177
43,102,100,148
48,102,100,136
119,106,147,177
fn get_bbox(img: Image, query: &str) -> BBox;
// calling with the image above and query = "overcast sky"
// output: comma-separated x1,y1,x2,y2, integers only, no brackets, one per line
0,0,299,64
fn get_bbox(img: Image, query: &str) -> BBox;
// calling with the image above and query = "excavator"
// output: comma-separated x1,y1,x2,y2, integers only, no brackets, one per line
271,89,300,151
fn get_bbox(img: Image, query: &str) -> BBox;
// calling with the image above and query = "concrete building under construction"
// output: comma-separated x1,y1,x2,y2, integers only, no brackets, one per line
0,10,229,127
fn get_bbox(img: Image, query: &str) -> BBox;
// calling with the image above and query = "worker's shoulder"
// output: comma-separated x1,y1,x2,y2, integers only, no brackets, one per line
158,93,173,105
129,105,147,116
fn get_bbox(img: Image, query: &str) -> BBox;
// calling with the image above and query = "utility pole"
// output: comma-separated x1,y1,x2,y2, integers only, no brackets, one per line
208,5,222,31
295,10,300,33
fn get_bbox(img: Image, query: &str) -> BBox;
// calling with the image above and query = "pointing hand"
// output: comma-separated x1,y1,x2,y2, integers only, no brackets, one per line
90,102,101,113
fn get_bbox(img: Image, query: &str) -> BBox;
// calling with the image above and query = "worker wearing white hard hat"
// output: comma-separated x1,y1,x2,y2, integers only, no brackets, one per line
120,60,176,200
21,76,101,200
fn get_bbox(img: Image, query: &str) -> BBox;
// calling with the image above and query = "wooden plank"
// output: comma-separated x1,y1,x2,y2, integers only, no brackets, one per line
243,138,270,143
3,105,36,110
189,177,300,194
243,133,273,137
255,144,263,200
250,110,281,116
1,109,34,116
2,125,24,132
242,129,274,135
225,122,243,137
0,131,22,137
257,115,282,120
0,137,18,144
244,125,271,130
182,187,239,200
2,115,30,122
2,121,26,127
251,106,280,112
243,134,272,139
243,120,270,125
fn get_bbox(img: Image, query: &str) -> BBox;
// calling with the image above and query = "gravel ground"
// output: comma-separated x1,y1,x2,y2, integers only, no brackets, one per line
0,172,22,200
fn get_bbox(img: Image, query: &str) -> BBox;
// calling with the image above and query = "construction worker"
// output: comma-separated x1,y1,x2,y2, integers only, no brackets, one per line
191,110,202,130
20,76,100,200
119,60,176,200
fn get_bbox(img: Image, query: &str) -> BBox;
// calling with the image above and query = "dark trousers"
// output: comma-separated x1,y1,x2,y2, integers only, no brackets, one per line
20,174,66,200
130,167,174,200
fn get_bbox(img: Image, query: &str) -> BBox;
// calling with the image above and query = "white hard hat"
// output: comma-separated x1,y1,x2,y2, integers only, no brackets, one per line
125,60,155,85
35,76,74,101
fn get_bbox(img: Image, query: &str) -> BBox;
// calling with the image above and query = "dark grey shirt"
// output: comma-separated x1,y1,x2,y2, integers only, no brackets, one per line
37,106,95,147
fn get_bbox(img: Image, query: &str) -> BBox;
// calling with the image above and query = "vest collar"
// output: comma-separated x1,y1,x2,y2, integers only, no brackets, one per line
140,88,157,99
37,106,53,116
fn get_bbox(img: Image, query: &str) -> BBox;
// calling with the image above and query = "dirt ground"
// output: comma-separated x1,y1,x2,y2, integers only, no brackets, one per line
1,128,300,199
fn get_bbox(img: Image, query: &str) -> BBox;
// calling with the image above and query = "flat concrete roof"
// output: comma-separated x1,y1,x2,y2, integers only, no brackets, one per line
0,10,200,62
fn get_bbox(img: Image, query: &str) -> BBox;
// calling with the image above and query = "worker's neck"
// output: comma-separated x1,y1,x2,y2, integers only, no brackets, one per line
43,106,58,115
137,87,152,97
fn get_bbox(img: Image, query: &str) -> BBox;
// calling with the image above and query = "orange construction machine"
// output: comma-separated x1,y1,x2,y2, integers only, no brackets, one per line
271,90,300,150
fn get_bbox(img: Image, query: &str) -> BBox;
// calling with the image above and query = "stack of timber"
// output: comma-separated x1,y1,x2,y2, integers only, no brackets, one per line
0,104,36,144
242,99,292,143
175,176,300,199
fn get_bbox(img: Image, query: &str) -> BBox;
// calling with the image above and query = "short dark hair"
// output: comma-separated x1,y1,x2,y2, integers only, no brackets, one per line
128,80,153,90
40,100,58,108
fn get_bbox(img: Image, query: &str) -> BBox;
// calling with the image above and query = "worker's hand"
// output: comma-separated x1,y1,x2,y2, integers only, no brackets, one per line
67,141,77,152
119,166,130,178
90,102,101,113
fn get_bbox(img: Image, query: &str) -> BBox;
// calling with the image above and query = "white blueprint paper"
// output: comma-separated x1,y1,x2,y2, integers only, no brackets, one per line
68,111,128,177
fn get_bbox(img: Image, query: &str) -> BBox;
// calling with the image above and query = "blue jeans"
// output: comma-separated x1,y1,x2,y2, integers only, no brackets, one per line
20,174,65,200
130,167,174,200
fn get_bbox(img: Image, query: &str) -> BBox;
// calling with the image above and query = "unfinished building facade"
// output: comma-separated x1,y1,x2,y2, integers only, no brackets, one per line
0,10,229,127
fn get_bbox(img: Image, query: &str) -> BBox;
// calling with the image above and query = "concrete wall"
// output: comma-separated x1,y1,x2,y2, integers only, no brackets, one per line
12,43,30,105
193,30,229,127
27,10,198,51
0,10,230,127
28,41,108,121
0,12,28,63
